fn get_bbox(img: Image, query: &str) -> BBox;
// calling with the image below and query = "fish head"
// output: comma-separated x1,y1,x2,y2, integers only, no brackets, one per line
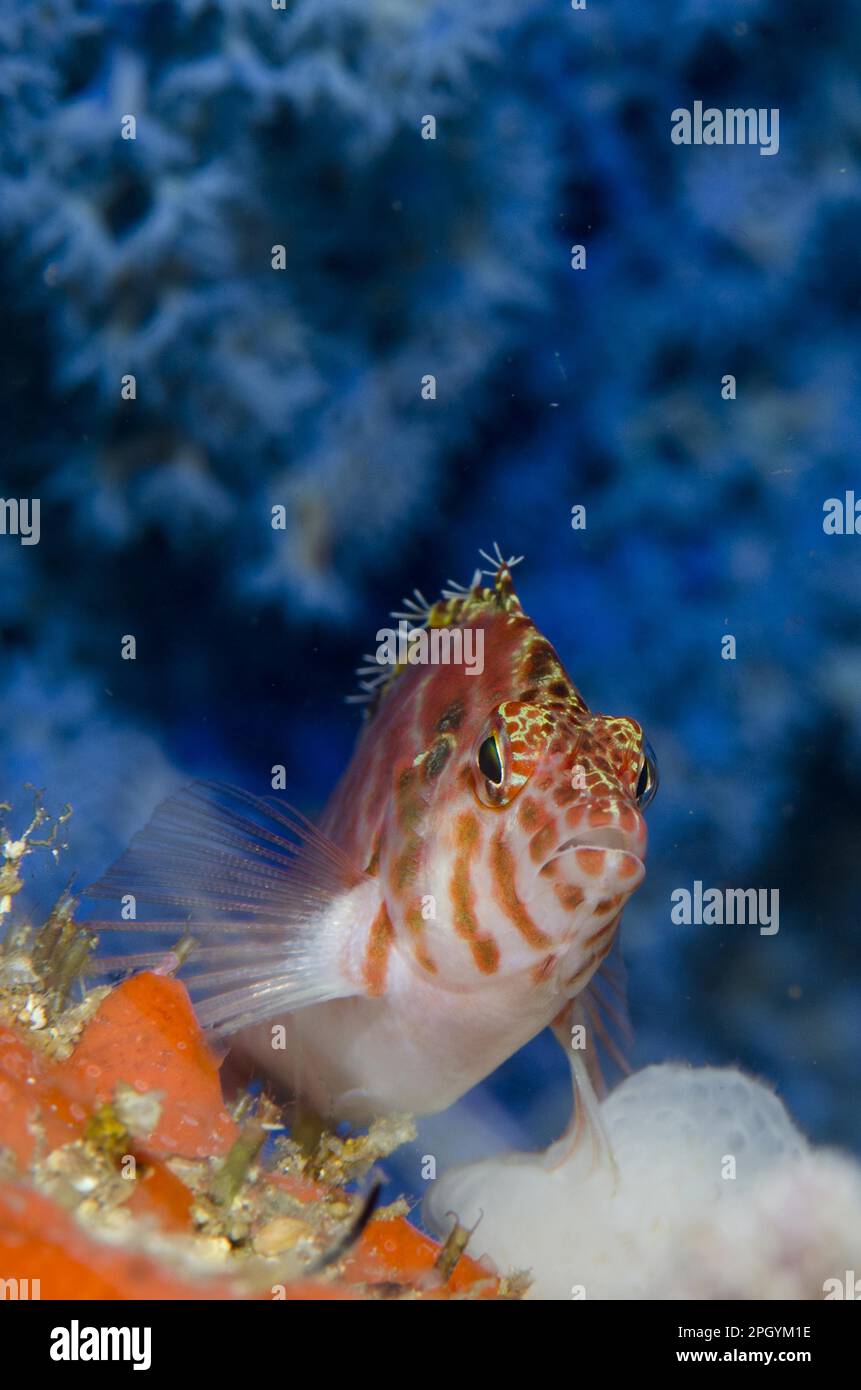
371,594,655,992
462,695,653,984
385,685,654,993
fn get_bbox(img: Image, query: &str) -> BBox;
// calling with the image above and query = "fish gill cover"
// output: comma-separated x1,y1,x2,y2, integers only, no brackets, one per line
1,0,861,1312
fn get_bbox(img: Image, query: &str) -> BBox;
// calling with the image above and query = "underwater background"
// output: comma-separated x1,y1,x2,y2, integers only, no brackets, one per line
2,0,860,1203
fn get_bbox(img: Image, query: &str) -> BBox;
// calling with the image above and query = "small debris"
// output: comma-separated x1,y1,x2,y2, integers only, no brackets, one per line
253,1215,314,1257
113,1082,164,1140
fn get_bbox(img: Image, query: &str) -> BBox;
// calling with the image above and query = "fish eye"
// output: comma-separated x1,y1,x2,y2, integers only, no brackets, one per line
635,739,658,808
478,734,503,785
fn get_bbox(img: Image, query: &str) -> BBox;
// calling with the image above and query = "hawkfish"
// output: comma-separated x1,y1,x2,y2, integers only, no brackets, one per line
84,545,657,1132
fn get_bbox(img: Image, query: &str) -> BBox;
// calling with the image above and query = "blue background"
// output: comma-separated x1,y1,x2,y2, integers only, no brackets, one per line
2,0,860,1198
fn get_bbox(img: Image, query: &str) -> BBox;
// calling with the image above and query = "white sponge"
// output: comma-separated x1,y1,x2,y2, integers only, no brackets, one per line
426,1064,861,1299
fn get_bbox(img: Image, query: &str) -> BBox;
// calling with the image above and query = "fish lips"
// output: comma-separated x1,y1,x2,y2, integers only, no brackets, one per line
545,831,646,892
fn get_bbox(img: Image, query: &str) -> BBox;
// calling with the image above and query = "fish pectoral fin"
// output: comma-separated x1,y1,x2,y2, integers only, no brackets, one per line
80,780,372,1034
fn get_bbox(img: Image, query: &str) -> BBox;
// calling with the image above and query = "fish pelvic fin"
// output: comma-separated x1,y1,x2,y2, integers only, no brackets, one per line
80,781,374,1034
547,938,634,1178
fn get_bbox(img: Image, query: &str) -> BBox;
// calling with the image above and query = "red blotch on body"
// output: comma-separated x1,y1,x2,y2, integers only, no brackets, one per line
451,812,500,973
574,848,607,877
491,832,551,950
531,954,557,984
518,797,541,830
363,901,395,996
529,820,558,864
554,883,585,911
595,894,625,915
405,904,438,976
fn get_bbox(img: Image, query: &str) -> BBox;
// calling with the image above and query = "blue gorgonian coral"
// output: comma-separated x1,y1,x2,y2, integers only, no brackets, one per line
2,0,553,608
3,0,861,1159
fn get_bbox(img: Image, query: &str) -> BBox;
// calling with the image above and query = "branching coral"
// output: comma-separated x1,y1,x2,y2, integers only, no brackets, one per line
1,0,551,610
3,0,861,1181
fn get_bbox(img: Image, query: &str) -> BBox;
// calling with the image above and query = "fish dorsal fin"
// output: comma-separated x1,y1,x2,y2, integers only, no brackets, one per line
348,543,525,712
81,781,371,1034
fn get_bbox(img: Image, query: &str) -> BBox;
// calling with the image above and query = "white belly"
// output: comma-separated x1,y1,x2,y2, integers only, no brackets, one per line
236,959,566,1122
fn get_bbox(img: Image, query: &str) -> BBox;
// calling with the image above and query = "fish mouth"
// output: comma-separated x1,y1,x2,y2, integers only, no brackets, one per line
544,828,646,889
531,827,645,932
555,826,643,860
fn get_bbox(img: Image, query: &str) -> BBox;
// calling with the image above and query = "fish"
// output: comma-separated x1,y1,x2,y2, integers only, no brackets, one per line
83,544,657,1133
